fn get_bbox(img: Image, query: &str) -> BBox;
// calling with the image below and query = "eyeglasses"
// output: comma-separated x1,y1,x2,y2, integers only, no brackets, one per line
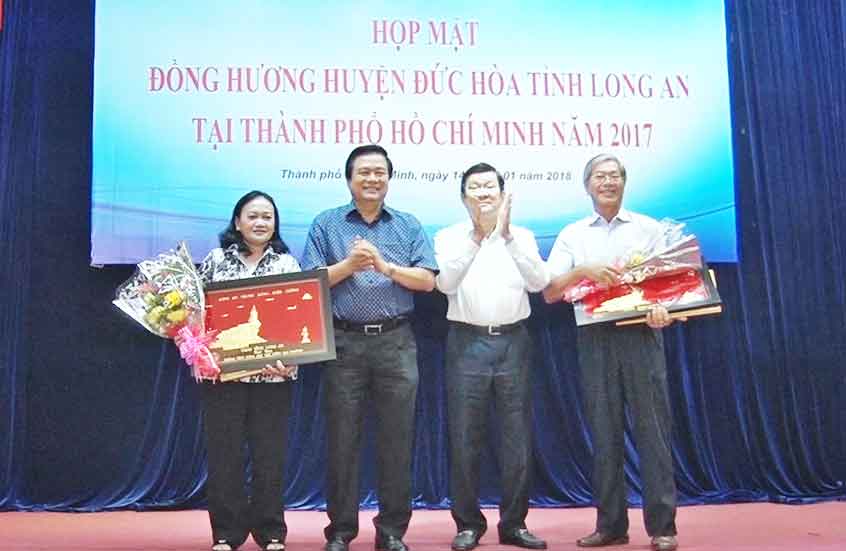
590,171,623,183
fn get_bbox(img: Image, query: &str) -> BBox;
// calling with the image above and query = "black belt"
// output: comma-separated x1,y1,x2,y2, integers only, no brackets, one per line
451,320,524,336
334,316,408,335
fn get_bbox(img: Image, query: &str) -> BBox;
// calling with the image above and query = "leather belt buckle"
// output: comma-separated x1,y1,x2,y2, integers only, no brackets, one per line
363,324,383,336
452,320,522,336
335,316,408,335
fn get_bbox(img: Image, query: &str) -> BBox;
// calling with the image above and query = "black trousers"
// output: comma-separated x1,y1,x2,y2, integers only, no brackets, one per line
577,323,677,538
446,322,532,536
201,381,293,548
322,324,419,542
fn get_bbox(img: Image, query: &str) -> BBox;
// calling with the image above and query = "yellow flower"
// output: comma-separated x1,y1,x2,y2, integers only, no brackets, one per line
163,290,183,308
145,305,166,325
626,252,645,267
166,308,188,324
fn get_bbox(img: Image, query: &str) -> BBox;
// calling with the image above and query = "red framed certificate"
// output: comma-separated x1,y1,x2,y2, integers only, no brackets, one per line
204,269,335,381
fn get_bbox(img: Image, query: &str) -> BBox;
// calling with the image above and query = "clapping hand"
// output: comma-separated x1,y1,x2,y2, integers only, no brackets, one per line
495,192,513,241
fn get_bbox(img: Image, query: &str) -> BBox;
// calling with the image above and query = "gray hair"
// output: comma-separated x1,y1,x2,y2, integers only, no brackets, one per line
582,153,627,187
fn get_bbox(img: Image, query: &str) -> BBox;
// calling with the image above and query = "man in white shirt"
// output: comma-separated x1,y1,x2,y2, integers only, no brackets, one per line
435,163,549,551
544,154,679,551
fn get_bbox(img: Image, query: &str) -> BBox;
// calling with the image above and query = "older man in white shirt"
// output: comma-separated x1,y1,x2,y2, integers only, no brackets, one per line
544,153,679,551
435,163,549,551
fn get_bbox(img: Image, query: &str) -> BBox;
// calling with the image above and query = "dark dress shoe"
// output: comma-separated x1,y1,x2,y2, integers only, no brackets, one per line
499,528,547,549
651,535,677,551
375,535,409,551
576,532,630,547
452,529,483,551
326,536,349,551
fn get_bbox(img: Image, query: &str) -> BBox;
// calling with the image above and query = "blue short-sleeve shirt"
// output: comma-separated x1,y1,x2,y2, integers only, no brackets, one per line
301,201,437,322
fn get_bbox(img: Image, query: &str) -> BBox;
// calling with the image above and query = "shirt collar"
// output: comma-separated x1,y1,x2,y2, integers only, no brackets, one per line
344,200,394,222
589,207,633,226
224,243,279,262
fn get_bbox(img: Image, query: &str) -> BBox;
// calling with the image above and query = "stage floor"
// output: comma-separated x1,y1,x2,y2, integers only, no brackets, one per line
2,502,844,551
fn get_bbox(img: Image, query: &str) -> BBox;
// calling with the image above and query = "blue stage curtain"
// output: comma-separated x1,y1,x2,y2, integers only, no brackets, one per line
1,0,845,511
0,0,36,509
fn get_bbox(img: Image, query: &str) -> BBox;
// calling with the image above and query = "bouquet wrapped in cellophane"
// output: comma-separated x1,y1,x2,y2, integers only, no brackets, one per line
113,242,220,380
565,220,721,325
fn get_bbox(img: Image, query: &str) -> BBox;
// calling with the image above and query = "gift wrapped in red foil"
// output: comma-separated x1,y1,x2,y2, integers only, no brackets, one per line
565,220,722,326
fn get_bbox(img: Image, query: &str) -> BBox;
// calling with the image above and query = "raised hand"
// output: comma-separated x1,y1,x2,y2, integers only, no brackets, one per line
496,192,513,241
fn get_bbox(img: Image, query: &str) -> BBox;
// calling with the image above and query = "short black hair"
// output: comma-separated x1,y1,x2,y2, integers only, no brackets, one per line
460,162,505,196
219,190,290,254
344,144,394,181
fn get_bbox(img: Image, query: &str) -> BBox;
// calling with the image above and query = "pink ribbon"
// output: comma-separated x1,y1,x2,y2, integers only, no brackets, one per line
176,326,220,381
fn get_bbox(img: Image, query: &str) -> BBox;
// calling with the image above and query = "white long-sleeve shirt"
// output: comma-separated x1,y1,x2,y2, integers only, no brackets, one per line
435,221,549,326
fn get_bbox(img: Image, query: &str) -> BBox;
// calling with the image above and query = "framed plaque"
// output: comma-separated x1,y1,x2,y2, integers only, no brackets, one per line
204,269,335,381
574,266,722,327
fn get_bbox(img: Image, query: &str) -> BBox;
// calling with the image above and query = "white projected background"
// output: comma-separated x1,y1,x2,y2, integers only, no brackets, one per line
92,0,736,263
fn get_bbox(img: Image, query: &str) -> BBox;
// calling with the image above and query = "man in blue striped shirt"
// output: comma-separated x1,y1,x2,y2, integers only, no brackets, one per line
302,144,437,551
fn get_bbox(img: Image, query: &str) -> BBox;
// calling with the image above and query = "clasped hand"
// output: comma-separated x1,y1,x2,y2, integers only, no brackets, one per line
346,237,391,275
